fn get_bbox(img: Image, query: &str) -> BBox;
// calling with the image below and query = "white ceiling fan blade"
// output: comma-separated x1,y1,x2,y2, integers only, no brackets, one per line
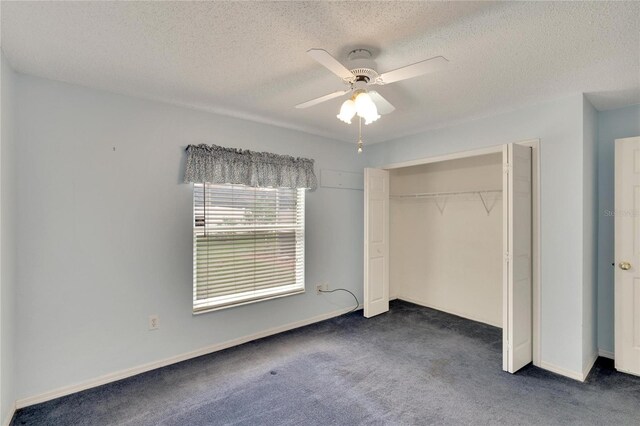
295,89,350,109
307,49,354,81
378,56,449,85
368,91,395,115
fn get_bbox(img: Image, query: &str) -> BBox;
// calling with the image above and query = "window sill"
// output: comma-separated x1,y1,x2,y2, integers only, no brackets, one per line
193,287,305,315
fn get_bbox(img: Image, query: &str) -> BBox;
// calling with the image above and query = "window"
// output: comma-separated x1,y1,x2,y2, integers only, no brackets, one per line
193,183,305,313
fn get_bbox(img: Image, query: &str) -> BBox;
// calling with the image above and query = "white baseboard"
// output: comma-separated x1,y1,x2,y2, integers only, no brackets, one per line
540,353,596,382
539,361,584,382
598,348,614,360
397,296,502,328
15,306,356,409
2,402,16,426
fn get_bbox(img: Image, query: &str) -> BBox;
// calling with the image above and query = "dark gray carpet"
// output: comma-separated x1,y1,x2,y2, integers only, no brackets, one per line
11,300,640,425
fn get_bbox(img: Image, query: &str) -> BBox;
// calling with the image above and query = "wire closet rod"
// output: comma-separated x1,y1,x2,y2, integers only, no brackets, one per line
390,189,502,215
390,189,502,199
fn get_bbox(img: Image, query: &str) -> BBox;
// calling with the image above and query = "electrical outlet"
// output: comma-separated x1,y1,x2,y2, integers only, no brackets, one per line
316,282,329,295
148,315,160,330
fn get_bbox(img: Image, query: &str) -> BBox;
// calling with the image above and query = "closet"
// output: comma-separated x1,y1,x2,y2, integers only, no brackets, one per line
364,143,536,374
389,153,503,327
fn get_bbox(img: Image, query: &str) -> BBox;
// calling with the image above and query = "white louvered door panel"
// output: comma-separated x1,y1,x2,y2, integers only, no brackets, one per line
503,143,533,373
364,168,389,318
193,184,305,313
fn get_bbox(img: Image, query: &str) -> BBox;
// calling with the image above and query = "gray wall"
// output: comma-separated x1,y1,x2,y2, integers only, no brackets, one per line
1,51,18,423
596,104,640,355
13,73,366,401
5,62,640,406
364,94,589,377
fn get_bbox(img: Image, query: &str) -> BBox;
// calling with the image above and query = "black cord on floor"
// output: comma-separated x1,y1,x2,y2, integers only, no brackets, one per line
318,288,360,313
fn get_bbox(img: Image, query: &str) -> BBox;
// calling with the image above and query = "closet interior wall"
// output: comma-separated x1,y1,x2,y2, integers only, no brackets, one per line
389,153,503,327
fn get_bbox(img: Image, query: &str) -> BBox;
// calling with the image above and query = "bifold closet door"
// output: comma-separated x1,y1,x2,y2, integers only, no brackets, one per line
503,143,533,373
364,168,389,318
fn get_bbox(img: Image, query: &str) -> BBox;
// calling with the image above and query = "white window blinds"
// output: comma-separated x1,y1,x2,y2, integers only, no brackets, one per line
193,183,305,313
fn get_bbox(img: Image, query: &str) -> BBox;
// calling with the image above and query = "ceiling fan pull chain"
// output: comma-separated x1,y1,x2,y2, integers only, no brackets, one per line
357,117,363,153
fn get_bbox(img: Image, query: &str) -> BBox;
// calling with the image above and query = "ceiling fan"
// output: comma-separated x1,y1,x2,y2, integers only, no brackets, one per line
295,48,449,126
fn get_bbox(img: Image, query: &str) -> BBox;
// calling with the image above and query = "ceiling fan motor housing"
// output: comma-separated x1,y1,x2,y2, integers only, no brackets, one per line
346,49,379,84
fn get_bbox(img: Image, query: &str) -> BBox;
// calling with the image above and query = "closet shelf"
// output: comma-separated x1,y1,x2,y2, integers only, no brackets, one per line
390,189,502,215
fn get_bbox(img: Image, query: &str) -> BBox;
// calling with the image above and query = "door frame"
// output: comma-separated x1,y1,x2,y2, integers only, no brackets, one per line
375,139,542,368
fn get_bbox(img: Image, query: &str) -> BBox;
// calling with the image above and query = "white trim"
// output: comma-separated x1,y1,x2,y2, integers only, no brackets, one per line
539,361,585,382
398,296,502,329
2,402,15,426
599,348,615,360
15,306,356,409
582,351,599,381
539,352,597,383
379,144,503,170
613,136,640,144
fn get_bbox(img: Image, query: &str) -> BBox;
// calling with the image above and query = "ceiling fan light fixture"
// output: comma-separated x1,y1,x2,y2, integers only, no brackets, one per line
300,48,449,150
337,99,356,124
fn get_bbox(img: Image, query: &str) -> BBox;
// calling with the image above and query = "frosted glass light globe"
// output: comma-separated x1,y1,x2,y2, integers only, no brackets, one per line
354,92,380,124
336,99,356,124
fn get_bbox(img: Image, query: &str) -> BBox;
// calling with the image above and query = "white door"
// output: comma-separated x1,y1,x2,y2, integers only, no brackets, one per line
364,168,389,318
615,136,640,376
503,143,533,373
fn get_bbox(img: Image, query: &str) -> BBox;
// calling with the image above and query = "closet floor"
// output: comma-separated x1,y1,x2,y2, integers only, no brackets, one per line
11,300,640,425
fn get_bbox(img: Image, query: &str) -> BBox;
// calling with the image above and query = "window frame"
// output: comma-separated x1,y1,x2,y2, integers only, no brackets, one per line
192,183,306,314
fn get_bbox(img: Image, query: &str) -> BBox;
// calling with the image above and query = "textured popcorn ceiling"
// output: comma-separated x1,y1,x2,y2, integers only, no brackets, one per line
1,1,639,144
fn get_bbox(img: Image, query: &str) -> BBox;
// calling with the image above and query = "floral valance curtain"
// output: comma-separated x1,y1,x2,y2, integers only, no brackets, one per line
183,144,317,190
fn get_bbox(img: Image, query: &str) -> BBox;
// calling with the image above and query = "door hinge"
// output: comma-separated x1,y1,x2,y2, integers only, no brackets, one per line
504,252,511,261
503,164,512,174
